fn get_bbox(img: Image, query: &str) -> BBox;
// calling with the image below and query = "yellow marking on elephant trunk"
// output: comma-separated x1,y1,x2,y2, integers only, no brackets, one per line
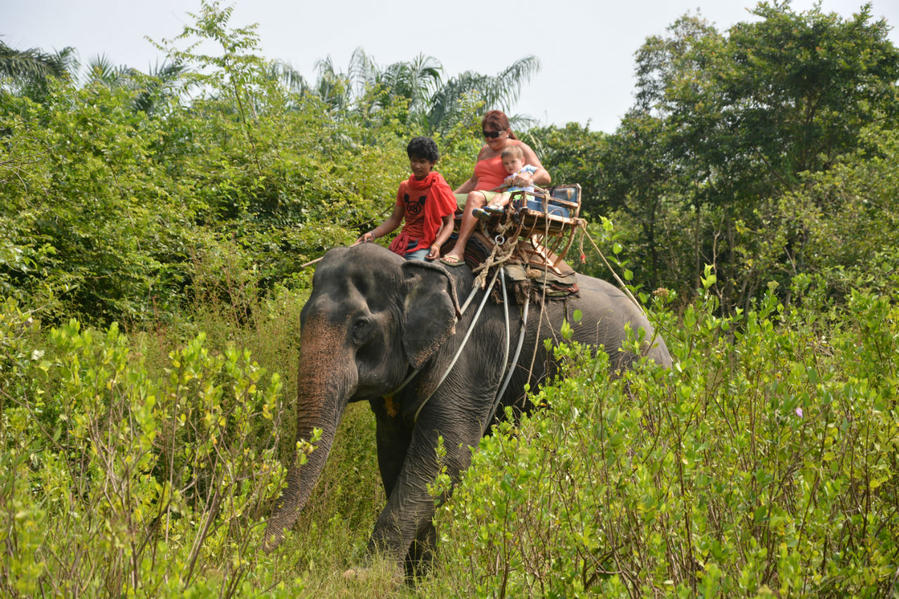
383,395,399,418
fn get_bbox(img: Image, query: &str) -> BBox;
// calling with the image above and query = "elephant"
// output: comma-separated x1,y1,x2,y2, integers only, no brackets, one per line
263,242,671,573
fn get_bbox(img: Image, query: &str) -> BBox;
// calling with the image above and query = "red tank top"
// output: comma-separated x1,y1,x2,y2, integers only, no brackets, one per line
473,155,507,190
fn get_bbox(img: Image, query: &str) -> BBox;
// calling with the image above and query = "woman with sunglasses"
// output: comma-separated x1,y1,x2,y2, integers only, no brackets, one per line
441,110,551,265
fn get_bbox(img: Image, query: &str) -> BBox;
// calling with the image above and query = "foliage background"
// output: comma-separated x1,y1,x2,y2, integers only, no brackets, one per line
1,1,898,597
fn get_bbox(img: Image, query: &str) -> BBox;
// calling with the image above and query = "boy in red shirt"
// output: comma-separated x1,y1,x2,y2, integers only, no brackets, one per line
357,137,457,261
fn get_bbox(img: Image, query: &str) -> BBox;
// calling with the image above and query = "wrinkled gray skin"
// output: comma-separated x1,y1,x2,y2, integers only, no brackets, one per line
264,243,671,572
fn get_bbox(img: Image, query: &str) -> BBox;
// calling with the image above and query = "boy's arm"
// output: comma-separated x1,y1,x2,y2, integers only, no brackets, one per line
357,202,404,244
427,214,454,260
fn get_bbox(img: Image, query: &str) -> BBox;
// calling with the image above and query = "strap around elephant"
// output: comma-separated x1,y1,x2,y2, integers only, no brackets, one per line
412,266,503,423
486,291,530,436
383,273,488,410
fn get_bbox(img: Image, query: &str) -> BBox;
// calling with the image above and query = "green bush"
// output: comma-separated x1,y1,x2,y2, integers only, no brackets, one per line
0,287,399,597
427,283,899,598
0,60,484,327
0,85,195,323
0,299,289,597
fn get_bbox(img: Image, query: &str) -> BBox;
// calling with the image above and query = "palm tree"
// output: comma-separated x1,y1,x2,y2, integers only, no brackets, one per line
80,55,187,115
84,54,134,87
269,60,309,95
312,55,353,112
426,55,540,133
343,49,443,118
301,49,540,132
132,60,188,114
376,53,443,116
0,39,77,95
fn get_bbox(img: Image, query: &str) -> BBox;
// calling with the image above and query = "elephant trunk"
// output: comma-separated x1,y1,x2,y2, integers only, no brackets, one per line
263,316,356,551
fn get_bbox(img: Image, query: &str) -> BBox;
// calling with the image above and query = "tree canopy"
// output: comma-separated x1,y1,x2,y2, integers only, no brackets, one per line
532,1,899,309
1,0,897,321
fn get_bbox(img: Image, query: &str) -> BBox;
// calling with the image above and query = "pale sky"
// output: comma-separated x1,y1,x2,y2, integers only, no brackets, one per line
3,0,897,133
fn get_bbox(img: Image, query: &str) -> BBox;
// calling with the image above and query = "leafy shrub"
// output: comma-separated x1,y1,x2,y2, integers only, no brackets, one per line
0,45,485,328
0,85,196,323
427,282,899,598
0,299,289,597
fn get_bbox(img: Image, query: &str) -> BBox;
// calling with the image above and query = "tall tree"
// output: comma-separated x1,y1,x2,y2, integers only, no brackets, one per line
425,55,540,133
302,48,539,132
0,39,77,97
724,2,899,180
634,2,899,209
599,2,899,307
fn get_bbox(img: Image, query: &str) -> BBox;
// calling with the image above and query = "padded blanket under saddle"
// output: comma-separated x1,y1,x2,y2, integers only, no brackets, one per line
463,231,579,302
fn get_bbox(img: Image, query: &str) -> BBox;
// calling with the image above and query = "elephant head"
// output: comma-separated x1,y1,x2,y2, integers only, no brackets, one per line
263,244,459,550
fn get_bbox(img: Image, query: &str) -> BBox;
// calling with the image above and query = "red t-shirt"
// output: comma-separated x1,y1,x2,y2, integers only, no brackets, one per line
397,183,427,245
388,172,457,256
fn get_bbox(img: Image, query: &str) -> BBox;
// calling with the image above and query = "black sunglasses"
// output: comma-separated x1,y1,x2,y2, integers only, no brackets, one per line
482,130,502,139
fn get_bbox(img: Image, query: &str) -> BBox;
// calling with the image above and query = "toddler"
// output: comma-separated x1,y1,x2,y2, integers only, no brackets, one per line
473,145,537,220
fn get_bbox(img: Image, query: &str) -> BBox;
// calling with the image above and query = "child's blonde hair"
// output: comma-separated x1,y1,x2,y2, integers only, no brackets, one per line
501,145,525,160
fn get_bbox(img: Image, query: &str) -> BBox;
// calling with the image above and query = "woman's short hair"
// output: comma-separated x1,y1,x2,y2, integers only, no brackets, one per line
482,110,517,140
406,136,439,162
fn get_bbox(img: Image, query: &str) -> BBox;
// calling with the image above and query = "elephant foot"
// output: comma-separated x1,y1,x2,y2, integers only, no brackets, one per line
261,529,284,553
341,563,404,587
405,534,436,580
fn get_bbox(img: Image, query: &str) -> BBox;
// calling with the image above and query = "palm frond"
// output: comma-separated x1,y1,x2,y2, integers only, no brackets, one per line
347,47,378,96
490,55,540,111
270,60,308,93
424,56,540,132
85,54,132,87
313,55,352,110
133,59,188,114
426,72,487,132
150,59,187,82
51,46,80,79
0,39,75,82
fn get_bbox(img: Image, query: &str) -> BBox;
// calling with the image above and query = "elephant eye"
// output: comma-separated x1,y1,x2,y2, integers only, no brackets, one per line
351,317,372,344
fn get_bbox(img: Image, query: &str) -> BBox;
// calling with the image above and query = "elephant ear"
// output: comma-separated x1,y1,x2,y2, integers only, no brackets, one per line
401,261,460,369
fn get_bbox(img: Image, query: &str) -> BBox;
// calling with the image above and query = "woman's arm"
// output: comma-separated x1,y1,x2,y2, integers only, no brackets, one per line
453,176,478,194
518,142,551,187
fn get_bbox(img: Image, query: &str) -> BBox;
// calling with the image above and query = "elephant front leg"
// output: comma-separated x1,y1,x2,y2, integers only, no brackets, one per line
366,431,439,565
372,400,434,577
367,413,481,569
371,397,412,499
406,522,436,578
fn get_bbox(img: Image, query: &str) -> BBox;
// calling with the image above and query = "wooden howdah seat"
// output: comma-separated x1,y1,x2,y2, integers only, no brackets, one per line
453,184,586,270
444,184,586,300
508,184,585,267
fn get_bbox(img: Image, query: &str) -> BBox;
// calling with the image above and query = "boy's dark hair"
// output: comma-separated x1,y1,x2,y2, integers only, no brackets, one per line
407,136,439,162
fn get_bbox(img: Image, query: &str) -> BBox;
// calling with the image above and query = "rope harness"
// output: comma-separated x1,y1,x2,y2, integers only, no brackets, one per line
411,264,506,422
387,195,646,426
